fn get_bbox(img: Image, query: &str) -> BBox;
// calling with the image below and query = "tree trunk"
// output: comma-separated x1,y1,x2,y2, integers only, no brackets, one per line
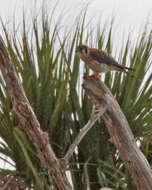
0,36,72,190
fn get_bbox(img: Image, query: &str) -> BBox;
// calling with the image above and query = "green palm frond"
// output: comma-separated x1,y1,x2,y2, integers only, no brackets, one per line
0,7,151,189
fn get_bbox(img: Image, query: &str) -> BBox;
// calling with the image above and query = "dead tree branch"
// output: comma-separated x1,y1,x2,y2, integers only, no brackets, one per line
0,36,72,190
64,105,107,164
83,77,152,190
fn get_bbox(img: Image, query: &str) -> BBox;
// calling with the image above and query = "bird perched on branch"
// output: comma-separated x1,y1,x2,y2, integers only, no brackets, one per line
76,45,139,80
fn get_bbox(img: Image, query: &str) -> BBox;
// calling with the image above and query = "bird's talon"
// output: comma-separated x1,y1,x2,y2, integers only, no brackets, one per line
83,73,100,79
91,73,100,78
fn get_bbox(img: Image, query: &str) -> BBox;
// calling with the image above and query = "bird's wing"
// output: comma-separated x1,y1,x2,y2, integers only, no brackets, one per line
89,50,126,70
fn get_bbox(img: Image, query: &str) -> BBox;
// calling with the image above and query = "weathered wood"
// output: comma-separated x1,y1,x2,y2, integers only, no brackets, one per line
0,36,72,190
83,78,152,190
64,105,107,165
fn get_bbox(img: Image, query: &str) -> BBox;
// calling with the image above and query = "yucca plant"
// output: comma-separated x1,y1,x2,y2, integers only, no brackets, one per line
0,7,152,190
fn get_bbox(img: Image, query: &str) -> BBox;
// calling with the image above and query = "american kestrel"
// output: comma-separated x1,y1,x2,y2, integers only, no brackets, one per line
76,45,138,79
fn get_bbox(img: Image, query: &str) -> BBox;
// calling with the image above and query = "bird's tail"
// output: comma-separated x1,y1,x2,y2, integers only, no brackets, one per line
124,66,134,71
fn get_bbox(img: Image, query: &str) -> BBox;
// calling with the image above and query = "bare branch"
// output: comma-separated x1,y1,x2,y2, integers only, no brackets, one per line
63,105,107,164
83,78,152,190
0,176,14,190
0,36,72,190
0,175,28,189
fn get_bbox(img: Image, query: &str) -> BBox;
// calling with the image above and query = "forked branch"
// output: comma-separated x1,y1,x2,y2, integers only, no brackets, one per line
83,78,152,190
64,105,107,164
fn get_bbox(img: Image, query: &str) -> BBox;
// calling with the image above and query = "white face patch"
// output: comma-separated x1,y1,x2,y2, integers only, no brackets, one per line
82,48,87,54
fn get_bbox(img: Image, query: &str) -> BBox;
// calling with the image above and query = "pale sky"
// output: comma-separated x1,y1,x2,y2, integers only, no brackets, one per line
0,0,152,34
0,0,152,169
0,0,152,50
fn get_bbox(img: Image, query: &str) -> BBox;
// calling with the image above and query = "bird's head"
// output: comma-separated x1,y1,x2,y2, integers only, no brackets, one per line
76,45,89,57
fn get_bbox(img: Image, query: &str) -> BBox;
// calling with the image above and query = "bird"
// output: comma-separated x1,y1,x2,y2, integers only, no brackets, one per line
76,45,139,80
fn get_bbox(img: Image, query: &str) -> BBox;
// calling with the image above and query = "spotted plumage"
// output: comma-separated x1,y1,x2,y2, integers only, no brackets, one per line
76,45,138,79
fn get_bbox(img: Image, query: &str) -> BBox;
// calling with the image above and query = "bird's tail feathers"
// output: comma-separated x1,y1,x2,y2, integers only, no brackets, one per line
124,66,134,71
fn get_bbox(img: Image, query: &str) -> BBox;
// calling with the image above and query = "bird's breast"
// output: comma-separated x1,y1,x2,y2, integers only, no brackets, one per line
83,58,110,73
